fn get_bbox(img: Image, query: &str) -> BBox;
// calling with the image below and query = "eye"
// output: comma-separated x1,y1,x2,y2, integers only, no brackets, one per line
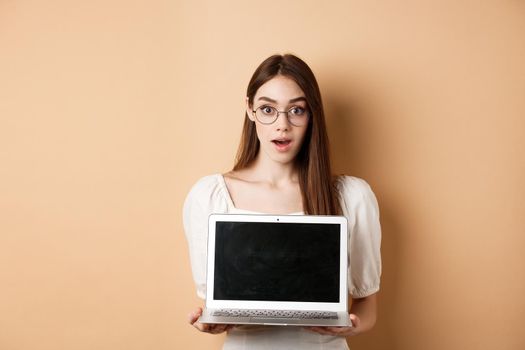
289,106,306,116
260,106,275,115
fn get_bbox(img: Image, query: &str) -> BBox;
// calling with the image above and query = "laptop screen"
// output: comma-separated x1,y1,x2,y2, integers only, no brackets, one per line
213,222,341,303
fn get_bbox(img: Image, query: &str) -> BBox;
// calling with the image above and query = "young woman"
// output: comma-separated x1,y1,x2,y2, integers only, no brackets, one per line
183,54,381,349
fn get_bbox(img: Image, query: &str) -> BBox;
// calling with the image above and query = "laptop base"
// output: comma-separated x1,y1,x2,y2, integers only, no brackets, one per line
199,309,351,327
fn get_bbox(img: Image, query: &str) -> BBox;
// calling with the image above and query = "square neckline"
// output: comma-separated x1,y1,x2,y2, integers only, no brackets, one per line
217,173,304,215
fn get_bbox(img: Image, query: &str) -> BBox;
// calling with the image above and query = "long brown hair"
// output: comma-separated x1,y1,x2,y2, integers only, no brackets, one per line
233,54,341,215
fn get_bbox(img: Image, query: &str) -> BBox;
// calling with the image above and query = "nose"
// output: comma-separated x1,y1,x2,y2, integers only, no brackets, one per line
274,111,290,131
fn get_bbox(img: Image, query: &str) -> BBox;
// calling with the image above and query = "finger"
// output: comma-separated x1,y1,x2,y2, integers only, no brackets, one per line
192,321,209,332
305,326,325,332
349,314,360,328
188,308,203,324
187,312,198,324
225,324,236,331
305,326,335,335
209,323,233,334
306,326,353,336
210,324,228,334
323,326,351,335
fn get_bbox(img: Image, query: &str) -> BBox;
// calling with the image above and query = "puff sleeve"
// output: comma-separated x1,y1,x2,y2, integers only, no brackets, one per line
182,175,228,299
337,176,382,298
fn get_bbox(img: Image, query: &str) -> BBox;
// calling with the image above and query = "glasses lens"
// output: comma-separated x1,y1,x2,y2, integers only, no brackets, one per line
254,106,310,126
255,106,278,124
288,107,309,126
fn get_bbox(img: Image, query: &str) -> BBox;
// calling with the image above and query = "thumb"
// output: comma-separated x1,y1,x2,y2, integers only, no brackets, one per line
349,314,360,328
188,307,203,324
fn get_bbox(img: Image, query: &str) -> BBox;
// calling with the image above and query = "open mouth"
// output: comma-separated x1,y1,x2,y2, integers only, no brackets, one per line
271,138,292,151
272,140,292,146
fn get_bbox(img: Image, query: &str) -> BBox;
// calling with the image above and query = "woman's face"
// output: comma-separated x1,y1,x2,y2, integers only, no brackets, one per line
247,75,309,166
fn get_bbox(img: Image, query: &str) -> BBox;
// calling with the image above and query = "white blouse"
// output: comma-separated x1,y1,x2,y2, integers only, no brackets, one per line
183,174,382,350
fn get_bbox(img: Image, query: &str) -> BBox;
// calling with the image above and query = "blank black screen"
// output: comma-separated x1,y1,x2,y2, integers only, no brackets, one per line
214,222,340,302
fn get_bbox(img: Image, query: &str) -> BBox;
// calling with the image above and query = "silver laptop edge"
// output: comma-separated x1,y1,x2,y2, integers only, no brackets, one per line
199,214,350,327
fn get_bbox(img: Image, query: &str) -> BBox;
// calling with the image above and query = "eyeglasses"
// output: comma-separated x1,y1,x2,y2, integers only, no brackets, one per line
252,106,310,127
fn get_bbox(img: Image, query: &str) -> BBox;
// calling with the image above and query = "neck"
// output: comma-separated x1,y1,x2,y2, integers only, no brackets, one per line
249,153,298,186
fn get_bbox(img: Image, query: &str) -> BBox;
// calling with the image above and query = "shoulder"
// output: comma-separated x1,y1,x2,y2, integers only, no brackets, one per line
336,175,379,215
187,174,222,196
336,175,375,199
184,174,225,210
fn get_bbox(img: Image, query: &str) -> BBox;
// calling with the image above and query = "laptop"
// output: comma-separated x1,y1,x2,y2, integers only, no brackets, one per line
198,214,351,327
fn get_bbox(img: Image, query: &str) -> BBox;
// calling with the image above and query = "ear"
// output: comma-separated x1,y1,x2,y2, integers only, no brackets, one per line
246,97,255,122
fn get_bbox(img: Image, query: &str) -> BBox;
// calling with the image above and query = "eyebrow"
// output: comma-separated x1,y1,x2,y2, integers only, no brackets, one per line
257,96,307,103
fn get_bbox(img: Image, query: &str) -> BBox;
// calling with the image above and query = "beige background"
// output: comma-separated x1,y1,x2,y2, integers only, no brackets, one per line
1,1,524,349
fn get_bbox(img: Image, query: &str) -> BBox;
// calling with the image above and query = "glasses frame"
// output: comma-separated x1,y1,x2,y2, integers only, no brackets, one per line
251,106,310,127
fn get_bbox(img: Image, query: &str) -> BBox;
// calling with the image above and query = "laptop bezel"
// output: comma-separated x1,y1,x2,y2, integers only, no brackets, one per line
205,214,348,312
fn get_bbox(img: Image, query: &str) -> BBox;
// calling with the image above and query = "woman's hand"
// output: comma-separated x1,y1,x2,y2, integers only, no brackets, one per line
305,314,361,337
307,294,377,337
188,307,235,334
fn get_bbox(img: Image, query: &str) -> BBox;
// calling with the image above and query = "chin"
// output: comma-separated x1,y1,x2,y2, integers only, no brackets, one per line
271,153,299,165
260,146,300,165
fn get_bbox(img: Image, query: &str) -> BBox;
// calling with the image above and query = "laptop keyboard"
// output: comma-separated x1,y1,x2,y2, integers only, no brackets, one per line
212,309,338,319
